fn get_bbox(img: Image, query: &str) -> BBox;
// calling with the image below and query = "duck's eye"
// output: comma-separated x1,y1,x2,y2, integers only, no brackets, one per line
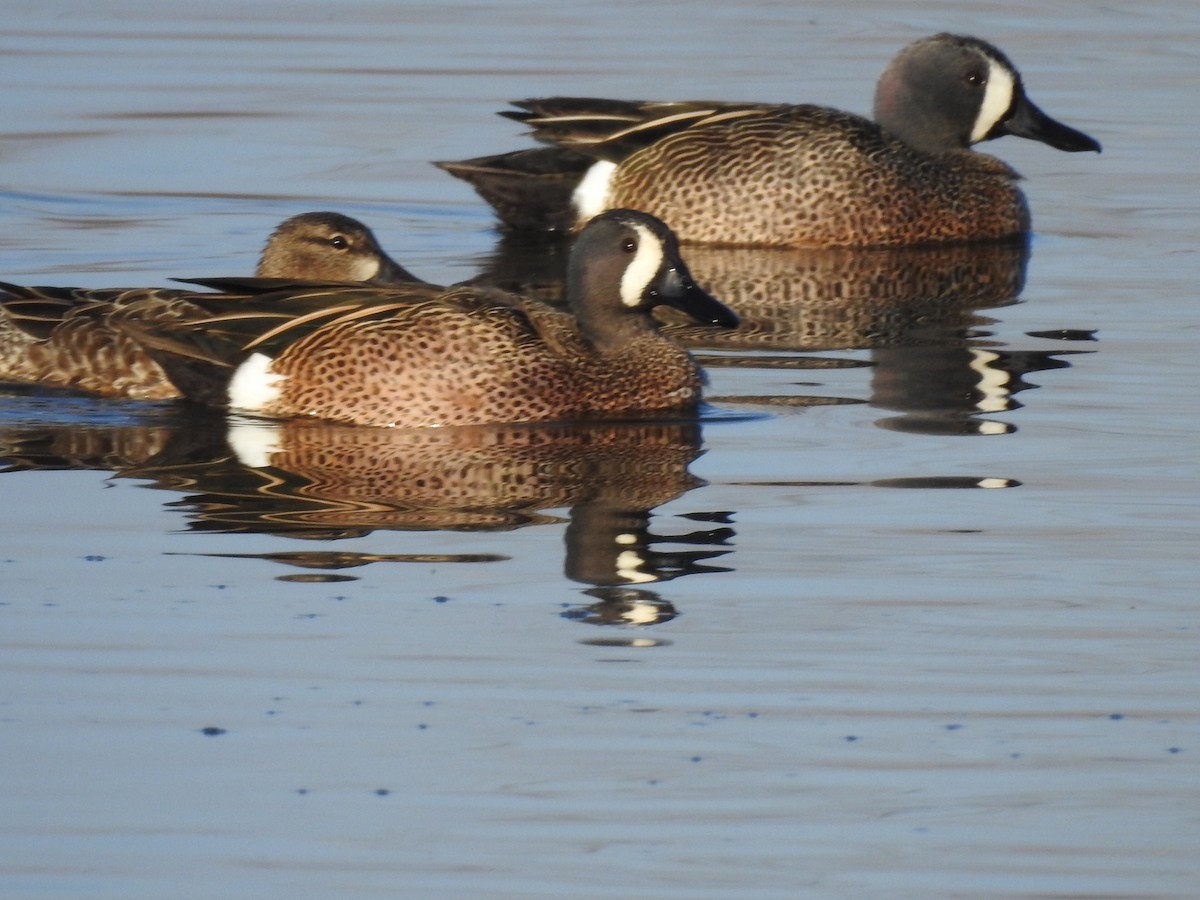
329,235,349,250
965,70,986,87
621,237,637,254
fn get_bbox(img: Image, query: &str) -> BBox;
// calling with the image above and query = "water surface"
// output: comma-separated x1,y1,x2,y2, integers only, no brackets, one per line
1,2,1197,898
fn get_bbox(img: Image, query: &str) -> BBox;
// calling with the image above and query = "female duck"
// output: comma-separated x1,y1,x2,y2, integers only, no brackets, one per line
0,211,415,399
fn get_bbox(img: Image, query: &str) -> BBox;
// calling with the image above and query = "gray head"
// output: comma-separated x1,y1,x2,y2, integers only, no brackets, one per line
873,33,1101,156
256,211,419,283
567,209,739,346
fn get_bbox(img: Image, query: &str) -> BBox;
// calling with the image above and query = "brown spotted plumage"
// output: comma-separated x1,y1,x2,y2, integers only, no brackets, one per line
0,287,218,400
117,210,739,427
437,34,1100,248
0,212,416,399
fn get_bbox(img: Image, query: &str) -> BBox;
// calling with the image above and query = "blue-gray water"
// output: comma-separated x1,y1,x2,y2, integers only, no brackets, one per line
1,2,1197,898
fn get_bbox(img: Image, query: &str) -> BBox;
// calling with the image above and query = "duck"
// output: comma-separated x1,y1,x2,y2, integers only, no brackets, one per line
111,209,739,427
0,211,416,400
253,211,419,283
436,33,1101,248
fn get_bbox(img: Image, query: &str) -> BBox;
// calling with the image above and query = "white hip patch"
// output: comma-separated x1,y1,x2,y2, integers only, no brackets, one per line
228,351,287,413
572,160,617,221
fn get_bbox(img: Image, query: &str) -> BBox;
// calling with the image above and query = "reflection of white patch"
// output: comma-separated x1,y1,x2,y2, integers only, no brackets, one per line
621,601,663,625
977,477,1014,489
616,549,657,584
572,160,617,220
228,352,287,413
227,419,284,468
977,420,1010,436
971,59,1016,143
969,349,1011,413
619,224,665,308
615,532,638,545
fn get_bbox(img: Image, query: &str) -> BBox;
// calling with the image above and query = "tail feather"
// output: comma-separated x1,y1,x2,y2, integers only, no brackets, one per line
435,147,592,233
505,97,756,158
436,98,771,231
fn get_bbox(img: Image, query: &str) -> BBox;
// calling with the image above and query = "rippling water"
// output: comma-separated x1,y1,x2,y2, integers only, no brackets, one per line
2,2,1197,898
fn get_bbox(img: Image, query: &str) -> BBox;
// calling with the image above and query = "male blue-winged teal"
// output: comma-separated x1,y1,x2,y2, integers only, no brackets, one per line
0,211,416,400
437,33,1101,248
110,209,739,427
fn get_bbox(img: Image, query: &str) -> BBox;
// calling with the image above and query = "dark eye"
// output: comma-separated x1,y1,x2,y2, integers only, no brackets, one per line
329,234,349,250
965,70,986,87
621,237,637,254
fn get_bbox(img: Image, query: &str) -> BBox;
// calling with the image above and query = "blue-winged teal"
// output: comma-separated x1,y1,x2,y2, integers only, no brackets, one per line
112,209,738,427
254,211,418,283
0,212,416,400
437,33,1101,248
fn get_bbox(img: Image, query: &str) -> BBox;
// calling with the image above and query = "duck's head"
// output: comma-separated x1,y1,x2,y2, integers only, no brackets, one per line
567,209,739,346
873,33,1101,156
257,211,419,284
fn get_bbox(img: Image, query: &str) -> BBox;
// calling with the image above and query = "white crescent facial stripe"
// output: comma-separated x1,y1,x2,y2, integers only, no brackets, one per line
619,223,665,308
971,59,1016,143
228,351,287,412
572,160,617,221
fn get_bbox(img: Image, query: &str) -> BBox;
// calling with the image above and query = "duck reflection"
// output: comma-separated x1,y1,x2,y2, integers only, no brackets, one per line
477,234,1028,350
559,503,733,626
659,240,1030,352
475,235,1093,434
0,411,732,622
869,343,1093,435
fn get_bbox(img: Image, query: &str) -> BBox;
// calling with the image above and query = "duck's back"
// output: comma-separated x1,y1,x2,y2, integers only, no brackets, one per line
607,105,1027,247
0,287,205,400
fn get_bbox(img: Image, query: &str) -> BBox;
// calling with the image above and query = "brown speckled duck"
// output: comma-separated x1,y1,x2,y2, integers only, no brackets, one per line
437,33,1100,248
253,211,418,283
0,211,416,399
114,209,738,427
